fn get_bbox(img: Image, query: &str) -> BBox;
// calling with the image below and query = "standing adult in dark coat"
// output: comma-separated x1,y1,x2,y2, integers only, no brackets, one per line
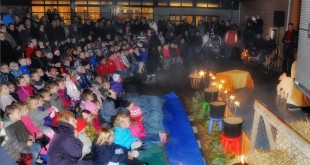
282,23,298,77
145,29,161,83
0,32,16,64
47,110,94,165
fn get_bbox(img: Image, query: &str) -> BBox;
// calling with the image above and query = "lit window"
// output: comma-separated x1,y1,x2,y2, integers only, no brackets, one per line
101,1,113,5
32,0,44,4
75,0,87,5
32,6,45,13
142,0,153,6
170,2,181,7
182,2,193,7
88,0,100,5
45,0,57,4
158,0,167,6
58,6,70,13
130,0,141,5
117,0,129,5
208,3,219,8
58,0,70,5
197,3,208,7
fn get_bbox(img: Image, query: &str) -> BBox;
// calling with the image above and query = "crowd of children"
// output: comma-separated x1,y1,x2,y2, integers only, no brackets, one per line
0,7,244,164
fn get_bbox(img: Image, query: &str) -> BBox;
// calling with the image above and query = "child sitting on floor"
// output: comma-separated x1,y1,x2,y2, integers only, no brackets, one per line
92,128,145,165
15,77,35,102
110,73,125,96
0,84,16,112
113,114,143,156
2,105,41,164
75,118,92,159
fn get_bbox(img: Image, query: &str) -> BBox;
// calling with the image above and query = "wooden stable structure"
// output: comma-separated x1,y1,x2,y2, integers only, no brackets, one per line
249,99,310,164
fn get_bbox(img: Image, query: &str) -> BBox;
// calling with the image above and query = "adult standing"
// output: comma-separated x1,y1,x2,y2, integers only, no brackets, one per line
145,29,161,83
223,26,238,60
282,23,297,77
0,32,16,64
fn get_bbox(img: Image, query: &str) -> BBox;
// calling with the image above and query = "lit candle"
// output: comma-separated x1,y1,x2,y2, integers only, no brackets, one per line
220,79,225,84
229,95,236,108
233,155,248,165
199,70,205,78
224,90,228,101
234,101,240,116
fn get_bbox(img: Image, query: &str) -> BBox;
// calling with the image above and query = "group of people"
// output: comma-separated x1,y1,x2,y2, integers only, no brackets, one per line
0,6,266,165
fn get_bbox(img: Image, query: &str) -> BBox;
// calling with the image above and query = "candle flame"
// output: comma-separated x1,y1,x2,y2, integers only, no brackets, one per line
209,73,213,77
198,70,205,77
241,154,245,164
211,76,216,80
224,90,228,94
212,82,217,86
220,79,225,84
230,95,235,100
234,101,240,106
218,84,223,89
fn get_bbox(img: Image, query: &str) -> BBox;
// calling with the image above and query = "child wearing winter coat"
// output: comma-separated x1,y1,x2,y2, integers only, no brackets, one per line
82,101,102,131
7,81,19,101
0,84,16,111
162,43,171,69
56,78,73,110
15,102,43,138
113,114,142,154
45,80,65,113
26,95,57,131
18,58,31,75
75,65,91,90
2,105,41,165
76,118,92,159
30,70,45,90
9,61,22,78
64,73,81,102
15,77,35,102
100,89,119,127
92,128,144,165
110,73,125,96
0,64,15,84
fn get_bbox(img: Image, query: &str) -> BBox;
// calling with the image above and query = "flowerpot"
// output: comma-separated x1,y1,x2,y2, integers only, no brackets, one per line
210,101,226,118
223,117,243,138
204,87,219,102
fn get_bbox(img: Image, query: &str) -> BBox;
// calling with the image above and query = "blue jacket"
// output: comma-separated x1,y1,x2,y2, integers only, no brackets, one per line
75,72,91,90
113,126,138,149
100,98,117,123
19,65,31,75
92,140,128,165
0,72,15,84
47,122,94,165
2,14,14,26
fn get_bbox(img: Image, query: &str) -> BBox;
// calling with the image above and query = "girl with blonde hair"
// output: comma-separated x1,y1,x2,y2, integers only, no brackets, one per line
92,128,145,165
113,114,142,155
0,84,16,111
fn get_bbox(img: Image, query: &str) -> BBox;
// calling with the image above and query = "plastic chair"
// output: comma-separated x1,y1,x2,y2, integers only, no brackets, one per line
220,133,242,154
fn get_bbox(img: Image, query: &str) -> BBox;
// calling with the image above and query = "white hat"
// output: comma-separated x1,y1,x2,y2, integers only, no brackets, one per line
112,73,120,82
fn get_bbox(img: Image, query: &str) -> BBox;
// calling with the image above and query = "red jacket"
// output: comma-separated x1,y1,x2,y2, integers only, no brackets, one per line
25,46,36,58
107,60,118,73
96,64,111,76
57,89,72,108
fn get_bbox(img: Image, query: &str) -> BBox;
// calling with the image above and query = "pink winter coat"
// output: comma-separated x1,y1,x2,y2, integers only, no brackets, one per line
21,115,42,136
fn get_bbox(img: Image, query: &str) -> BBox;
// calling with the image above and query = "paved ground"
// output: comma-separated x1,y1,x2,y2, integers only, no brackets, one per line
124,55,308,163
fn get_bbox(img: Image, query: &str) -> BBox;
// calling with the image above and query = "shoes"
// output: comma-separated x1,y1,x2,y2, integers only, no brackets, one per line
131,150,139,158
159,131,170,143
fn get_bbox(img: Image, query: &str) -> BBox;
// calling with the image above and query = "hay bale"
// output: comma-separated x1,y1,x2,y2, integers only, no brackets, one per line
276,121,310,165
227,150,292,165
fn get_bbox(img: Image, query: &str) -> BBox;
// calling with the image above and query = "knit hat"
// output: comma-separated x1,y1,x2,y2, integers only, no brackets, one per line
84,102,97,113
76,118,87,132
112,73,120,82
